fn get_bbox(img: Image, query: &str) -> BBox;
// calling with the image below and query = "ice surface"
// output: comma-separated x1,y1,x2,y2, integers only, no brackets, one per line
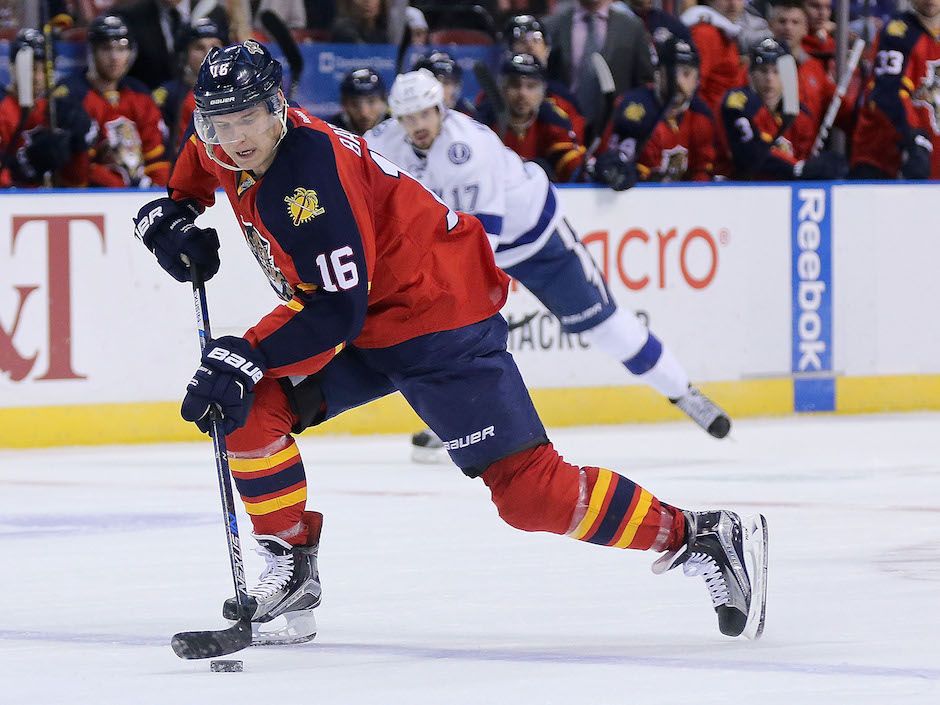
1,413,938,704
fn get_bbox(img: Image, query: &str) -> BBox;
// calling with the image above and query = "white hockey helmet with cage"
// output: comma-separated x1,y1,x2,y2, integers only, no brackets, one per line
388,69,445,119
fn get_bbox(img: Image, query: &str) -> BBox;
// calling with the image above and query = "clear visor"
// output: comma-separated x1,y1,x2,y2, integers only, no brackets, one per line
193,96,284,145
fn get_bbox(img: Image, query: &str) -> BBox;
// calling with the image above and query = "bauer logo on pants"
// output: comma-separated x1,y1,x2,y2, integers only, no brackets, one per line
791,185,834,412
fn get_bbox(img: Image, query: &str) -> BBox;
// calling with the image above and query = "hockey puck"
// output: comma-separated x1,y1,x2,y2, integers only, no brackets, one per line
210,659,243,672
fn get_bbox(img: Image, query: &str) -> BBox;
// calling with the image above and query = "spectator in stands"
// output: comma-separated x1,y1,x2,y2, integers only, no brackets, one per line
681,0,747,116
593,34,717,189
728,0,773,51
628,0,693,42
504,14,586,141
718,37,844,180
542,0,654,131
117,0,230,90
330,67,390,135
802,0,836,57
254,0,307,30
412,51,477,118
850,0,940,179
331,0,390,43
153,17,228,157
56,14,170,187
0,28,94,187
478,53,586,182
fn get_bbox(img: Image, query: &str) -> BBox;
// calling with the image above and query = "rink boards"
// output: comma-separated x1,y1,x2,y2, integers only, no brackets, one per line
1,183,937,447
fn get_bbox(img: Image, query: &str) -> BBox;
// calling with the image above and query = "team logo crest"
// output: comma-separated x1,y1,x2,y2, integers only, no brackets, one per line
886,20,907,38
240,217,293,301
237,171,256,196
244,39,264,55
725,91,747,111
913,60,940,135
624,102,646,123
448,142,472,164
284,187,326,226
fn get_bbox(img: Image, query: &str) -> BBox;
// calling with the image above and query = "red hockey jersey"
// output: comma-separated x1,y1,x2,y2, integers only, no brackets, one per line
169,107,508,378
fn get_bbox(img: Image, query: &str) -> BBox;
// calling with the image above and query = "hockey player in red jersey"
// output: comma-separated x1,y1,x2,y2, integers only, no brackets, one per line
719,38,845,179
133,40,768,646
0,29,94,187
594,35,717,188
478,53,586,182
56,15,170,187
850,0,940,179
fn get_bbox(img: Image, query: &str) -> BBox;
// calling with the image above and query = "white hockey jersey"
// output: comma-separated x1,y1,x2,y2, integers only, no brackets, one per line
364,109,561,268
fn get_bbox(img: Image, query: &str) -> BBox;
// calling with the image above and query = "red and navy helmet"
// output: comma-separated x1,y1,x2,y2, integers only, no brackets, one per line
194,39,283,115
504,15,547,46
749,37,789,69
500,53,545,81
339,67,386,99
9,28,44,63
88,14,135,48
180,17,229,49
412,51,462,81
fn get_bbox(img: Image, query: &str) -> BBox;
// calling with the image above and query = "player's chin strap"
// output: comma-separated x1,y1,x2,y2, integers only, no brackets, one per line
203,97,290,173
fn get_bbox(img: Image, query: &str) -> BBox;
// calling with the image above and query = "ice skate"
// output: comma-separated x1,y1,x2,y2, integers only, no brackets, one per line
411,428,449,464
653,510,768,639
671,386,732,439
222,513,322,646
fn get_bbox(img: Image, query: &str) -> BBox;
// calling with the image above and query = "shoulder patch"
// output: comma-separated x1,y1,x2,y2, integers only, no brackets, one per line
284,187,326,226
725,90,748,111
152,86,168,107
624,101,646,123
448,141,472,164
52,85,69,99
886,19,907,38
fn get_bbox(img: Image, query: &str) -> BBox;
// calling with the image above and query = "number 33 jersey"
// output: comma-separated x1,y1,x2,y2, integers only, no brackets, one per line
365,110,556,269
168,106,508,378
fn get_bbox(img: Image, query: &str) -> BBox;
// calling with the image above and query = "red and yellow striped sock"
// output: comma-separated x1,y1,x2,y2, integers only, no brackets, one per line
567,466,684,551
229,437,308,543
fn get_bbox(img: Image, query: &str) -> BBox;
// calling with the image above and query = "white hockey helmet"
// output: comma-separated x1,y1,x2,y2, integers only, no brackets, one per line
388,69,445,119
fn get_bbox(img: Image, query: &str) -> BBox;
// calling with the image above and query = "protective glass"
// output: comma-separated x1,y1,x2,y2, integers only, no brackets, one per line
193,96,284,145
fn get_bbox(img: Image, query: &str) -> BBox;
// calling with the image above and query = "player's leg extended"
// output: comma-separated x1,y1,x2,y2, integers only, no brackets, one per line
503,217,730,439
376,315,765,638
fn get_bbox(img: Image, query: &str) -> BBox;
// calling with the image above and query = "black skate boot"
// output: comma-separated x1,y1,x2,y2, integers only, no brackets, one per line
223,511,322,645
411,428,449,464
652,510,768,639
671,386,732,439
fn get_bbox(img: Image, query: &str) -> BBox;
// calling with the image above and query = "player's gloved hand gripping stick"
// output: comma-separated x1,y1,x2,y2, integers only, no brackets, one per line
169,264,255,659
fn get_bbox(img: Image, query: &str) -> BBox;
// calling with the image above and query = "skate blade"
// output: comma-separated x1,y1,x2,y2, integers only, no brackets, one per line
411,445,450,465
741,514,768,640
226,611,317,647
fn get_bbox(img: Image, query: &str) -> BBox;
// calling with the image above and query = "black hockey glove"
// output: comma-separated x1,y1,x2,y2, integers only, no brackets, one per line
55,98,97,153
181,336,267,436
15,128,70,180
796,151,848,180
900,130,932,180
593,149,638,191
133,197,220,283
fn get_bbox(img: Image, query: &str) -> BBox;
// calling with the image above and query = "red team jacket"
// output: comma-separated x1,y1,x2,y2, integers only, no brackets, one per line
718,86,816,179
57,74,170,187
690,23,747,116
852,12,940,178
601,88,717,182
169,107,508,377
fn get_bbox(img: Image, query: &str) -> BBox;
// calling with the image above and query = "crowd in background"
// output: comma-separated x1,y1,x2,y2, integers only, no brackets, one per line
0,0,937,189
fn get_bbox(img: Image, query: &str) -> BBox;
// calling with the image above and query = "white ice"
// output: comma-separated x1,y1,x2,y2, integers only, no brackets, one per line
1,413,938,705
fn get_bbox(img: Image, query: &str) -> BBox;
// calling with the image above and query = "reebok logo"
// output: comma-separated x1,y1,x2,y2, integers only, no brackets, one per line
794,189,828,372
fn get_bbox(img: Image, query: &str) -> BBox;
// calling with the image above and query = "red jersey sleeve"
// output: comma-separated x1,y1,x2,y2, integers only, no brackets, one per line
168,134,220,208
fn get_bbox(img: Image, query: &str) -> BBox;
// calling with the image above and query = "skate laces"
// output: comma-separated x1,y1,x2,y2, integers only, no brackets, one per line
249,547,294,600
683,552,730,607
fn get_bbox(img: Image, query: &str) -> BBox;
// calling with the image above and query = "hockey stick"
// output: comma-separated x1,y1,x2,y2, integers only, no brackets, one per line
810,38,865,157
170,268,253,660
474,61,507,138
260,10,303,101
776,53,800,137
41,0,57,186
582,52,617,161
394,24,412,75
191,0,219,22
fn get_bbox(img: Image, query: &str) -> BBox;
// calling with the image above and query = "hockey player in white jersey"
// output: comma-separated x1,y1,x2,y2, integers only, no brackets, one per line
365,70,732,463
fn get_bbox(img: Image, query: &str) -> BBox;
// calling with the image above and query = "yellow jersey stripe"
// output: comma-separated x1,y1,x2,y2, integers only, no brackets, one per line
244,487,307,516
611,489,653,548
568,469,612,540
230,444,301,473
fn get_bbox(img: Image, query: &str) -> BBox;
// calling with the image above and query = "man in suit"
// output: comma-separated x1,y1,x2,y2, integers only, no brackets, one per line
116,0,229,90
543,0,654,132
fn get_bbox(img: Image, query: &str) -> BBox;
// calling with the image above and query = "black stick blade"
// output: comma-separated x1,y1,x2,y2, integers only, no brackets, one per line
171,619,252,659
